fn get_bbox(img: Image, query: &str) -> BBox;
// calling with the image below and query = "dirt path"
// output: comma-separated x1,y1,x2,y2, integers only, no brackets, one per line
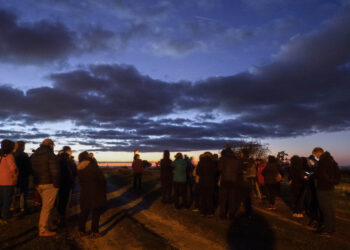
74,183,225,249
72,169,350,250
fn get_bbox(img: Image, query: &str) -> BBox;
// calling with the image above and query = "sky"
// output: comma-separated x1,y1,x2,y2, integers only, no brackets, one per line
0,0,349,165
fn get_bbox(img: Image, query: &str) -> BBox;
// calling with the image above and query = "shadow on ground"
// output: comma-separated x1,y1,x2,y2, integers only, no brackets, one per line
227,213,275,250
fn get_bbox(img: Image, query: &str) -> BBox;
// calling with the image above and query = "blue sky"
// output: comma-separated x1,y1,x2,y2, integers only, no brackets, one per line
0,0,349,165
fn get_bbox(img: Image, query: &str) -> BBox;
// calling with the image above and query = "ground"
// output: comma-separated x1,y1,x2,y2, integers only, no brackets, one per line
1,167,350,250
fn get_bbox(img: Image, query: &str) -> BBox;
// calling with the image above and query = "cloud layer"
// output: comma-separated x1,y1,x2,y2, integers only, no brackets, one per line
0,3,349,152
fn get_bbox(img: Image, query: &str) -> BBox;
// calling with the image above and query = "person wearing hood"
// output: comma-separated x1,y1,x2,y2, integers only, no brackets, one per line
196,152,217,216
0,139,18,224
312,147,340,236
77,151,106,238
31,139,60,237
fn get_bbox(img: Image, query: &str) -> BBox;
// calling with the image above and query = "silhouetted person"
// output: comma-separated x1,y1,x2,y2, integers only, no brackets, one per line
160,150,173,203
77,151,107,238
31,139,59,237
197,152,217,216
184,155,195,205
239,149,253,217
192,161,200,212
218,148,241,219
132,154,144,190
172,153,188,209
257,159,267,199
262,156,281,210
312,147,340,236
14,141,31,215
57,146,77,226
0,140,18,224
304,155,319,227
289,155,306,217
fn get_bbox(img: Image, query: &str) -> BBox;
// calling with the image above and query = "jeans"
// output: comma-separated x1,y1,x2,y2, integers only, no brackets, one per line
317,190,335,232
0,185,15,220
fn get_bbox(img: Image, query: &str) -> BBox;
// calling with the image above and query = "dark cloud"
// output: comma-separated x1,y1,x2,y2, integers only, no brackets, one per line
185,10,350,134
0,9,115,64
0,9,76,63
1,10,350,151
1,64,182,122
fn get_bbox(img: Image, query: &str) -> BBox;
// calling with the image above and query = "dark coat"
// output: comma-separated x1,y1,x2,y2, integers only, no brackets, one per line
77,160,107,210
14,151,31,186
262,162,281,185
30,145,60,187
289,156,305,188
160,158,173,183
197,156,217,188
315,152,340,191
218,153,241,186
132,159,144,174
57,152,77,189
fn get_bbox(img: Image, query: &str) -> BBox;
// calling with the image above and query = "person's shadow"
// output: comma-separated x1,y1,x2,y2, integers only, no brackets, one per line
227,213,275,250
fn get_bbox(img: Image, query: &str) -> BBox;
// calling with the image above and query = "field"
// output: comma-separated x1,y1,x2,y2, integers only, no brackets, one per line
1,167,350,250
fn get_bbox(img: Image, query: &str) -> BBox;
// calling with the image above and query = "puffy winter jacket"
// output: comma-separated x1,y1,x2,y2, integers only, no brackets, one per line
0,154,18,186
77,160,107,209
31,146,60,188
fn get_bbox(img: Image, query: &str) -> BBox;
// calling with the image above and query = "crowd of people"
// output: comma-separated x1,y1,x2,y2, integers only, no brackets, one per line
0,139,106,238
0,138,342,239
155,146,341,237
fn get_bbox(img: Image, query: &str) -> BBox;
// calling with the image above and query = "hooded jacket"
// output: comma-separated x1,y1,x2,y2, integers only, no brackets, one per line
0,154,18,186
31,145,60,187
77,160,107,209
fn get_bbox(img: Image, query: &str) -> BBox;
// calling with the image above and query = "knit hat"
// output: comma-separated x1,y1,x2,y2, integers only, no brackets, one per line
41,139,54,147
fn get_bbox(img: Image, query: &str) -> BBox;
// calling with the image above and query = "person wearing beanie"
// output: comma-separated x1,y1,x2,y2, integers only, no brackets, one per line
0,139,18,224
31,139,60,237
